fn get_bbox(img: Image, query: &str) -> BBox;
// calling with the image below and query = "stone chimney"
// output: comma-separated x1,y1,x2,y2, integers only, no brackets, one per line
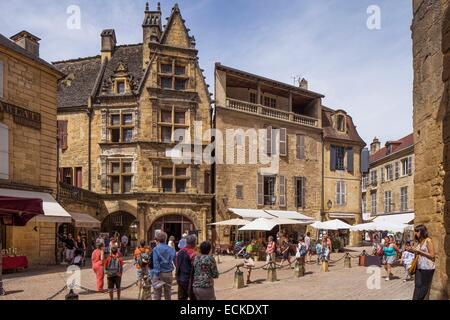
10,31,41,57
370,137,381,155
143,2,162,66
299,78,308,90
101,29,117,64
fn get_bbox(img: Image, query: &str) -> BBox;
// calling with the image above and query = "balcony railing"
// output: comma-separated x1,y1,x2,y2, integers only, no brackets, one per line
225,98,318,128
59,183,100,203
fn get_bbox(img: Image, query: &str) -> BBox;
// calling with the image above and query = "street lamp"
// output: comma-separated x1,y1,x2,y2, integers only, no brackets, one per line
327,200,333,210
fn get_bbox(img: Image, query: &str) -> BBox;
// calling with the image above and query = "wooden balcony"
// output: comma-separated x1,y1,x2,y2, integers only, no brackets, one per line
225,98,318,128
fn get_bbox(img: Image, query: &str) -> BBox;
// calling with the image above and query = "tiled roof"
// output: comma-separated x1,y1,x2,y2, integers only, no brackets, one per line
54,56,102,109
0,33,63,76
322,108,366,145
370,133,414,163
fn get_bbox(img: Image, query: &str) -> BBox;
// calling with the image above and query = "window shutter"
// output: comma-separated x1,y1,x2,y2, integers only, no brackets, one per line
381,168,385,183
408,156,413,175
330,145,336,171
58,168,64,184
266,126,272,156
0,124,9,179
280,128,287,156
58,121,68,150
279,176,286,207
346,147,354,173
335,181,339,205
395,162,400,179
297,135,305,160
342,182,346,205
301,177,306,209
257,174,264,206
360,148,370,173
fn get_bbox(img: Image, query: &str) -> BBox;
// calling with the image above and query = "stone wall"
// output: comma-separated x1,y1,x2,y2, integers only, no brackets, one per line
412,0,450,299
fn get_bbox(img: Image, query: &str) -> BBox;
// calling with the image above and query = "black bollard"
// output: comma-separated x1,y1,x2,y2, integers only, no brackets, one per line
65,289,79,300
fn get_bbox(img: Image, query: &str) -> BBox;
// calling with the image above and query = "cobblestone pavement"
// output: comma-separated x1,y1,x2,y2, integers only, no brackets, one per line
0,247,414,300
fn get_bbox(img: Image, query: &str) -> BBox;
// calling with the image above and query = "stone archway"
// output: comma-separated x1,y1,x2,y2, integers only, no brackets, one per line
148,214,196,247
101,211,138,238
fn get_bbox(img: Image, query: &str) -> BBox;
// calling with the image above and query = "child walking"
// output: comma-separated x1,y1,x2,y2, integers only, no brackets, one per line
400,241,415,282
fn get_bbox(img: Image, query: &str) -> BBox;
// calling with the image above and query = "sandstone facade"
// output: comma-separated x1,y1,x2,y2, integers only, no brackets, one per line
0,31,63,265
214,65,365,245
412,0,450,299
55,4,213,242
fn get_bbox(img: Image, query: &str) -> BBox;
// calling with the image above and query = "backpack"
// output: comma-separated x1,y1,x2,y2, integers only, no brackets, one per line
138,252,150,267
299,244,307,257
106,256,121,277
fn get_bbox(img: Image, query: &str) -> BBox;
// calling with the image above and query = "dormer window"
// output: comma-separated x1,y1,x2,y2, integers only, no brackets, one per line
117,81,125,94
337,114,346,132
387,144,393,155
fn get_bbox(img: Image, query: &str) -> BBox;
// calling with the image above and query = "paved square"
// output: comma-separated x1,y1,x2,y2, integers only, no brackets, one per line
0,247,414,300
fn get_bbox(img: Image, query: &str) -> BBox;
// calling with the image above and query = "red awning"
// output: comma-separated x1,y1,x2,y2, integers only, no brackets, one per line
0,196,44,226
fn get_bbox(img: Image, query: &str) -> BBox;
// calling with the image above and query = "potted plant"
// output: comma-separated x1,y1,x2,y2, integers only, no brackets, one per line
332,238,344,253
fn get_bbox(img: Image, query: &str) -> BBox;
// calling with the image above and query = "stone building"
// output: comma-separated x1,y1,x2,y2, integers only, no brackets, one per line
214,64,365,245
54,3,213,243
362,135,414,221
0,31,70,266
412,0,450,299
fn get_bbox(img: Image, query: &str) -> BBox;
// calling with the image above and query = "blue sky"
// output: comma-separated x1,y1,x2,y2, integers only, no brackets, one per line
0,0,413,145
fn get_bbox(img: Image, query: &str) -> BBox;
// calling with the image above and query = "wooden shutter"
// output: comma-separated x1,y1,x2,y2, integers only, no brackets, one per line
57,121,68,150
266,126,272,156
342,181,346,205
297,135,305,160
408,156,413,175
257,174,264,206
360,148,370,173
58,168,64,183
330,145,336,171
76,168,82,188
280,128,287,156
346,147,354,173
381,168,385,183
395,161,400,179
279,176,286,207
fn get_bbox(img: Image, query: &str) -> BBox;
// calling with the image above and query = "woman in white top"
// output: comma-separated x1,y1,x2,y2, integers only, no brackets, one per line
168,236,176,250
410,225,436,300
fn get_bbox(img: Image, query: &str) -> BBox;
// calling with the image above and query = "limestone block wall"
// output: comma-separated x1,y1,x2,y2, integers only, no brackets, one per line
0,50,58,192
412,0,450,299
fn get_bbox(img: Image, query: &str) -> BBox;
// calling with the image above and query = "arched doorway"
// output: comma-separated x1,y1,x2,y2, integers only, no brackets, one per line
101,211,138,241
148,215,195,247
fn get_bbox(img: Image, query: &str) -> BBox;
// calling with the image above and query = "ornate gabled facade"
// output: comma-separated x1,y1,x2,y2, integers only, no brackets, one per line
54,3,213,243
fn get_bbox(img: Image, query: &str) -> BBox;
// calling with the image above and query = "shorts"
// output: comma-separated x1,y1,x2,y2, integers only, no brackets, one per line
107,276,122,290
384,256,396,265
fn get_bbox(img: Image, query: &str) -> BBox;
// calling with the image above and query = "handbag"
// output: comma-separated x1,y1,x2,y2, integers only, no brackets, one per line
408,255,419,274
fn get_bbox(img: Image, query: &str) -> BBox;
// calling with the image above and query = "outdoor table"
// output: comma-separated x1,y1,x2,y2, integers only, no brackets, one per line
2,256,28,271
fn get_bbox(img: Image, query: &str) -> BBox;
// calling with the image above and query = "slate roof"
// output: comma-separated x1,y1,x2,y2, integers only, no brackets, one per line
53,44,143,109
97,44,144,97
322,107,366,146
370,133,414,163
53,56,102,109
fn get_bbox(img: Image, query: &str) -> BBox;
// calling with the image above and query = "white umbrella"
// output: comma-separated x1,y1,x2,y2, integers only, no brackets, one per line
311,219,351,230
271,218,312,225
311,221,323,229
351,221,412,233
209,219,250,226
239,218,277,231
